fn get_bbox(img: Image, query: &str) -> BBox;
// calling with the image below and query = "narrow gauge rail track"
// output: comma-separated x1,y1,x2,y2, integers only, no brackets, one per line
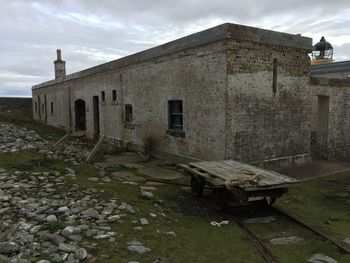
271,207,350,256
199,198,281,263
147,178,350,261
200,198,350,263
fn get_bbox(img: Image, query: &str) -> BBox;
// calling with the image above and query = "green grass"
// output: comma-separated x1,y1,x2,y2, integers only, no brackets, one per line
0,150,67,173
276,171,350,241
271,171,350,262
41,222,68,234
0,107,65,141
3,113,350,262
71,178,264,263
0,150,263,262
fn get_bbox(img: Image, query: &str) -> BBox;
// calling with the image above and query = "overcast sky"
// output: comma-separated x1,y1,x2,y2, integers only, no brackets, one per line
1,0,350,97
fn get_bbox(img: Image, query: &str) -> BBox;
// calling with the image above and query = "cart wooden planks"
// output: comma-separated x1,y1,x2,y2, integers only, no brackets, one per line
179,160,300,209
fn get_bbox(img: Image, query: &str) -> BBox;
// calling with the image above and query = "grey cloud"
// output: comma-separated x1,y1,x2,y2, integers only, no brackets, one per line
0,0,349,97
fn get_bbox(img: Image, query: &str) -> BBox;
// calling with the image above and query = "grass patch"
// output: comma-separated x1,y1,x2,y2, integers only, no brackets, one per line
0,108,65,141
274,171,350,262
41,222,67,234
0,150,67,173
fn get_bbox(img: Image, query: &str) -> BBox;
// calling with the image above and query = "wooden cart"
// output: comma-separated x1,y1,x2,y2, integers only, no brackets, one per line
179,160,300,210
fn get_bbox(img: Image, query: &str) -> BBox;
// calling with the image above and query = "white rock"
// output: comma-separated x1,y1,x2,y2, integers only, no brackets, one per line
307,253,337,263
270,236,304,245
76,247,88,260
166,231,176,238
141,190,154,199
140,218,149,225
46,215,58,222
58,243,77,253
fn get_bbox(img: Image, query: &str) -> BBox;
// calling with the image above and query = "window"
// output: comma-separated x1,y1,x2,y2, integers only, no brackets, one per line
125,104,133,122
101,91,105,102
272,58,278,92
112,90,117,101
167,100,185,137
35,102,38,112
50,102,54,114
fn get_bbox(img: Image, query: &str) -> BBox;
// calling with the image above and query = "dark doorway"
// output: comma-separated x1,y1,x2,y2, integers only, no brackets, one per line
317,95,329,146
38,96,41,120
93,96,100,138
75,99,86,131
44,94,47,124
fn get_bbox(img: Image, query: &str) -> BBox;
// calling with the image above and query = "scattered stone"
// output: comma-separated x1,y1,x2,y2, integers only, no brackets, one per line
40,233,65,245
343,237,350,245
0,255,11,263
140,186,157,192
88,177,99,182
307,253,337,263
0,241,20,255
81,208,99,218
46,214,58,222
140,218,149,225
141,190,154,199
244,216,276,224
61,226,81,236
58,206,70,213
58,243,78,253
166,231,176,238
107,215,121,222
126,240,151,254
76,247,88,260
270,236,304,245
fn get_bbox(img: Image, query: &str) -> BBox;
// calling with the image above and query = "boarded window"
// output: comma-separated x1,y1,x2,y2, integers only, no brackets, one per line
168,100,183,131
101,91,105,102
112,90,117,101
125,104,133,122
50,102,54,114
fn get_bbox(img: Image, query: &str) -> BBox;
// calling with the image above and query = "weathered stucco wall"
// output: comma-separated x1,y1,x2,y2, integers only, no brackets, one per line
33,41,228,161
225,41,312,168
32,23,313,166
310,77,350,159
32,84,68,130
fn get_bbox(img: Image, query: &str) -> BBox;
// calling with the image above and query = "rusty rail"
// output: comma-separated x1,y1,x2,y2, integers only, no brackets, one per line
272,207,350,255
199,198,280,263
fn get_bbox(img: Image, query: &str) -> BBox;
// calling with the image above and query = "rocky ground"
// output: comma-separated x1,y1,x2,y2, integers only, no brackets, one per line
0,123,154,263
1,121,350,263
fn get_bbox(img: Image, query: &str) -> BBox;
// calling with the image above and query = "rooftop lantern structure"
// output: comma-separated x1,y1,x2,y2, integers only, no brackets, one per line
311,36,334,65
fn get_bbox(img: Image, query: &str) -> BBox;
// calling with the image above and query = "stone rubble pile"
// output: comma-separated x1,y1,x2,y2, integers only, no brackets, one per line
0,167,140,262
0,123,88,164
0,123,168,262
0,123,45,153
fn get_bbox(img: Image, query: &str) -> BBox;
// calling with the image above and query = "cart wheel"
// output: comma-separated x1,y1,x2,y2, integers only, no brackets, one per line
266,197,276,206
211,188,230,211
191,175,205,196
256,197,276,206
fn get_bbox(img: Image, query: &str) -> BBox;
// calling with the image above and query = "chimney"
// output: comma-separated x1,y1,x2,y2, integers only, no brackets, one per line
54,49,66,79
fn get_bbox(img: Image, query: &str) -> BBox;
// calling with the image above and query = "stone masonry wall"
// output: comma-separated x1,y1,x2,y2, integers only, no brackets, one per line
0,97,32,110
310,77,350,160
225,40,312,168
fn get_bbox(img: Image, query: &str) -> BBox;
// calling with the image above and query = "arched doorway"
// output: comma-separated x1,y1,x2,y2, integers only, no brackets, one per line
75,99,86,131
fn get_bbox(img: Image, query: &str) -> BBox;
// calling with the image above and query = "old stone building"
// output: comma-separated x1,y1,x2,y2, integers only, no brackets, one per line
32,23,350,168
